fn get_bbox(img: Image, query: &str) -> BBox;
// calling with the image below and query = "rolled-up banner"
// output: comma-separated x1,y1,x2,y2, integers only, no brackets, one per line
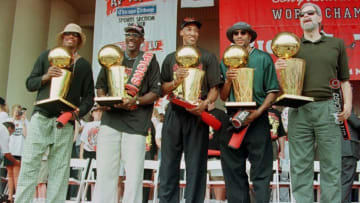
232,110,250,128
171,97,222,131
329,79,350,140
228,126,249,149
125,52,154,97
56,112,73,128
208,149,221,156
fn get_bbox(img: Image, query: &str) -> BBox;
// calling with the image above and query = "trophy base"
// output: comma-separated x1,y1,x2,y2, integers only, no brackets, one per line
95,97,123,106
274,94,314,108
35,98,77,113
225,102,257,108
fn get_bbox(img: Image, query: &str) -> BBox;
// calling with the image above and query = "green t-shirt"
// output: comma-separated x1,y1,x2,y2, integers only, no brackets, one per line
220,48,280,105
295,35,350,100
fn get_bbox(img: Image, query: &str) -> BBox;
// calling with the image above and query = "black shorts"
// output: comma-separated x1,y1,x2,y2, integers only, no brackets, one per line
4,155,21,167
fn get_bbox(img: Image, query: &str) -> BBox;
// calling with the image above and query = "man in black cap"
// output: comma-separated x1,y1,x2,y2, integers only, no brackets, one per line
159,17,222,203
219,22,280,202
94,23,161,203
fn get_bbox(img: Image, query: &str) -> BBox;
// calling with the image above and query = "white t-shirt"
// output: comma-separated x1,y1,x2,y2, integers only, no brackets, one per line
0,124,10,154
0,112,9,124
75,120,86,146
151,117,163,140
80,121,101,152
7,118,28,156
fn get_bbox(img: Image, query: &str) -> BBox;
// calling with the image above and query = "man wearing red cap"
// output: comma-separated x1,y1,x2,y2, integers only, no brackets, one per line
15,23,94,203
159,17,222,202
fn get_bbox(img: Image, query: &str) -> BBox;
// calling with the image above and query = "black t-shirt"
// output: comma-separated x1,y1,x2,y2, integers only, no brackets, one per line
95,52,161,135
160,47,223,100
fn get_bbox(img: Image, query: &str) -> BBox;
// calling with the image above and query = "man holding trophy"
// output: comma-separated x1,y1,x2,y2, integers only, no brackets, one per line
275,3,352,203
159,17,222,202
219,22,280,203
15,23,94,203
94,24,161,203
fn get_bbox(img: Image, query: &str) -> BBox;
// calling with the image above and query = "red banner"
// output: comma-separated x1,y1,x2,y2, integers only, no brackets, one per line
219,1,360,80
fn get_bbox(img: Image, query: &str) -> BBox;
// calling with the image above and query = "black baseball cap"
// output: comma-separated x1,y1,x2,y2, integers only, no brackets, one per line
124,23,145,36
181,17,202,29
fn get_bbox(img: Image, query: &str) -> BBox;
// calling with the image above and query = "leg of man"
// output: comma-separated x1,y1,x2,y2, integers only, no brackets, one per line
220,131,250,203
159,108,183,203
121,132,146,203
183,116,208,203
315,100,342,203
93,125,121,203
46,122,74,202
15,113,52,203
247,114,273,203
6,166,14,201
288,105,316,203
342,156,357,203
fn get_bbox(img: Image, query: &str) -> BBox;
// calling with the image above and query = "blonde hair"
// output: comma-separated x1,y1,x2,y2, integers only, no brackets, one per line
11,104,21,118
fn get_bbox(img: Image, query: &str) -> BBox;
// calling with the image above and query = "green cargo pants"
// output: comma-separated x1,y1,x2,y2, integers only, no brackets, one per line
15,112,74,203
288,99,342,203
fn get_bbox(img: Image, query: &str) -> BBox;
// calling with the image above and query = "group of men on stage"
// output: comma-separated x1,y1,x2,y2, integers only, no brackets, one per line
11,2,354,203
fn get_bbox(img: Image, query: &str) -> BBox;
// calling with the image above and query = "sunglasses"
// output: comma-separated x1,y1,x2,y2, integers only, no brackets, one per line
125,32,142,38
63,32,80,38
233,30,247,36
299,10,316,17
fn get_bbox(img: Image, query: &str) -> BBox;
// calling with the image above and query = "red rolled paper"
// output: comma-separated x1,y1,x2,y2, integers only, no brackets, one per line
56,112,73,128
208,149,221,156
171,98,222,131
228,127,249,149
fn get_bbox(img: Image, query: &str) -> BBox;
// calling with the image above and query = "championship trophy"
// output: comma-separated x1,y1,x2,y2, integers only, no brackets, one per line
35,47,77,113
94,44,128,106
222,45,256,149
173,45,204,105
271,32,314,107
223,45,256,108
171,45,221,130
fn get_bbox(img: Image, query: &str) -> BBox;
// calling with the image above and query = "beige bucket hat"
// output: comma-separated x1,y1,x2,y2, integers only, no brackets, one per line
56,23,86,48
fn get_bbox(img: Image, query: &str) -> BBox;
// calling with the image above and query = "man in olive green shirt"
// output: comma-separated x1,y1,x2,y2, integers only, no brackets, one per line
275,3,352,203
220,22,279,203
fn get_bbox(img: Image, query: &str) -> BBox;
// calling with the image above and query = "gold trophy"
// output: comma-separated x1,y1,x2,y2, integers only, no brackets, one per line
94,44,128,106
223,45,256,108
173,45,205,106
271,32,314,107
35,47,77,113
171,45,222,130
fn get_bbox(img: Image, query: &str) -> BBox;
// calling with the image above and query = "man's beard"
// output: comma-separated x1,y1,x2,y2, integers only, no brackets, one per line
301,21,318,32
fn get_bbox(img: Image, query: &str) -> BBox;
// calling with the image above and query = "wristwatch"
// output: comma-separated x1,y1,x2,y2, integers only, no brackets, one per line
135,98,140,105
